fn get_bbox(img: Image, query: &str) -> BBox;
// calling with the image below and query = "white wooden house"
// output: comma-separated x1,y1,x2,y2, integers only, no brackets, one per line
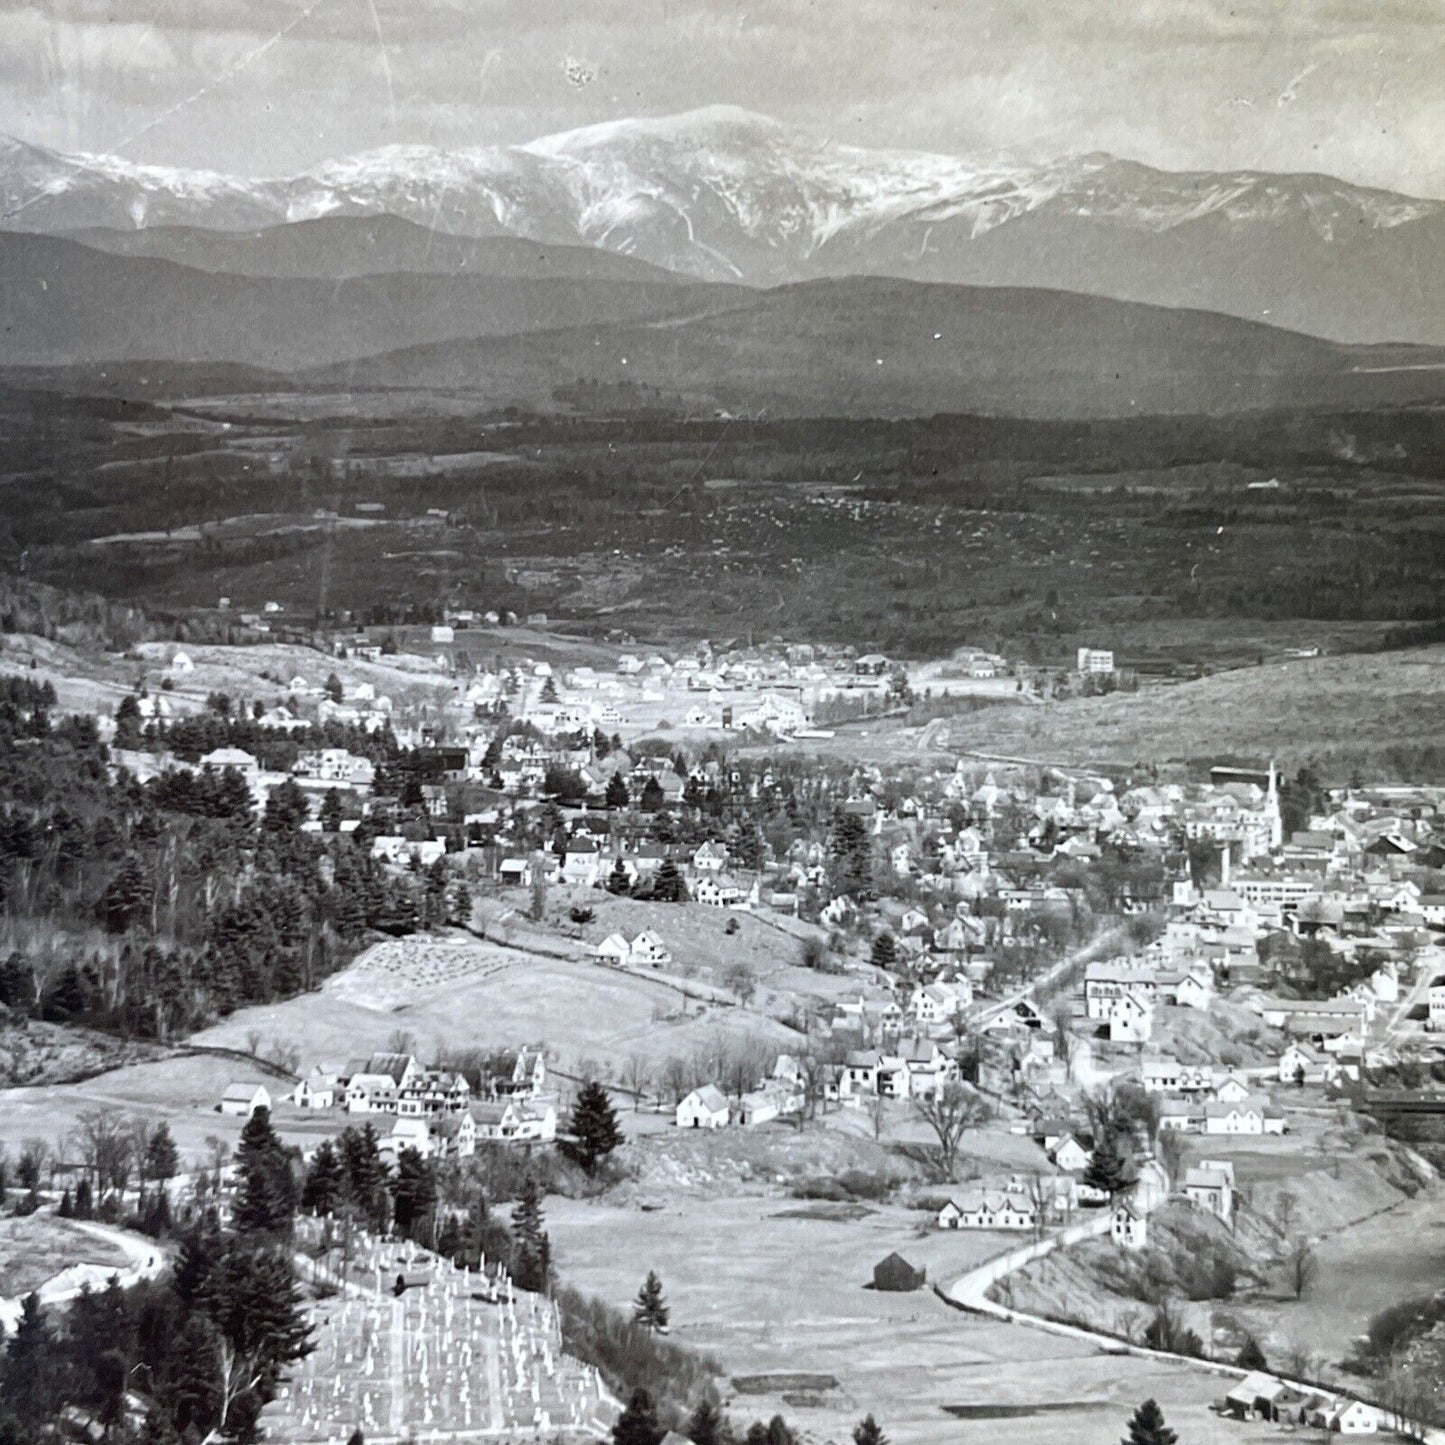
676,1086,730,1129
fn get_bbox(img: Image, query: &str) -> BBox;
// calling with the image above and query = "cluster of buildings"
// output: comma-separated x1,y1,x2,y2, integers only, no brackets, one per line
221,1047,557,1160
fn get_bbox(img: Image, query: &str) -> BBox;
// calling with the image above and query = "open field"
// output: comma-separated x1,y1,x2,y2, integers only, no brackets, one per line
0,1052,277,1163
760,646,1445,776
557,892,854,1015
0,1214,134,1298
190,936,802,1079
547,1192,1304,1445
0,630,459,721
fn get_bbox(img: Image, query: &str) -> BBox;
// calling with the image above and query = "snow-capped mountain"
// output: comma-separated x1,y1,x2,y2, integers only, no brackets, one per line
7,107,1445,342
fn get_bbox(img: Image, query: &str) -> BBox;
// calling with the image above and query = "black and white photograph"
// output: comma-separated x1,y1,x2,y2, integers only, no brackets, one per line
0,2,1443,1442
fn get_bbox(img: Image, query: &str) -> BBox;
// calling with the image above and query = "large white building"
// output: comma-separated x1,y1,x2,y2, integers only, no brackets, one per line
1076,647,1115,674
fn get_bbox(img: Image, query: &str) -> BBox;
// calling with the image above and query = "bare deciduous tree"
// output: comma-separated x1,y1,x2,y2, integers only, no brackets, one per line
72,1107,131,1197
912,1084,992,1182
1285,1235,1318,1300
385,1029,417,1058
620,1055,651,1111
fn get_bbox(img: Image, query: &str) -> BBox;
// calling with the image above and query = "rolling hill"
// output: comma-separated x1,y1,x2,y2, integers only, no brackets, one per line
9,109,1445,342
309,275,1445,419
0,231,737,370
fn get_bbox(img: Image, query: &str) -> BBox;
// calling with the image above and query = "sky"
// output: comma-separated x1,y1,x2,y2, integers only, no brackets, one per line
3,0,1444,195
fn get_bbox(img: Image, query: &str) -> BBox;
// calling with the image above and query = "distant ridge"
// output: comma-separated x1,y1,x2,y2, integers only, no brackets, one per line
56,215,687,284
0,231,737,370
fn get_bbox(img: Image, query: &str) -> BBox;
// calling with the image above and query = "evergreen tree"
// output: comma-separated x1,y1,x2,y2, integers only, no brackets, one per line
605,773,630,809
100,853,151,933
853,1416,887,1445
392,1148,437,1242
606,858,632,895
612,1388,665,1445
233,1108,297,1236
338,1125,390,1232
263,778,311,834
145,1123,180,1188
173,1210,224,1306
447,881,472,927
828,810,874,898
746,1416,796,1445
324,673,344,703
74,1175,94,1219
169,1315,222,1437
569,1080,624,1172
652,857,688,902
202,1241,314,1417
510,1174,551,1293
869,932,898,970
632,1271,670,1332
639,777,665,812
301,1140,344,1216
320,789,344,833
687,1398,726,1445
1,1293,59,1428
1122,1399,1177,1445
1236,1335,1268,1370
1083,1131,1130,1201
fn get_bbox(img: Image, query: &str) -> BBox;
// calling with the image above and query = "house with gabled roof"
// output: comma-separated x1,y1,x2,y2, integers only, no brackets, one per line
1111,1199,1147,1250
220,1082,271,1117
676,1086,730,1129
1182,1160,1235,1220
630,930,672,966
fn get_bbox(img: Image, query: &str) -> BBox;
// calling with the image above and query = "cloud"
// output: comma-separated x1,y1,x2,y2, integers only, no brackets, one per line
0,0,1440,194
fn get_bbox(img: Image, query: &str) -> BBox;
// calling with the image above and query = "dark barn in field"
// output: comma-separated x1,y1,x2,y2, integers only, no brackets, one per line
871,1252,926,1292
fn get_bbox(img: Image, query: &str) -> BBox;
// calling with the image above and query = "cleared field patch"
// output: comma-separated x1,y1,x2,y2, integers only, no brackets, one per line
0,1215,134,1298
566,893,856,1012
0,1052,278,1162
935,646,1445,774
190,937,801,1077
546,1193,1264,1445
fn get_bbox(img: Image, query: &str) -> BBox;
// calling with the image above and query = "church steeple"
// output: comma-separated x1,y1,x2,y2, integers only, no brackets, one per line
1264,759,1283,849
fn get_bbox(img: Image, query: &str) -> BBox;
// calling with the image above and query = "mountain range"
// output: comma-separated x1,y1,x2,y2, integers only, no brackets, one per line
7,107,1445,344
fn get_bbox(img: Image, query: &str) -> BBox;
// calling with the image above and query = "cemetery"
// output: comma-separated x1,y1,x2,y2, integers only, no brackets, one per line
262,1221,618,1442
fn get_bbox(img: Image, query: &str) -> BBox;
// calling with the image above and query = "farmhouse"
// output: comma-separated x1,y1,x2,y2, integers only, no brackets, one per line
938,1189,1038,1232
1111,1200,1148,1250
376,1117,434,1161
344,1072,399,1113
676,1086,730,1129
1102,990,1154,1043
1181,1160,1235,1222
200,746,260,777
219,1082,271,1117
471,1099,557,1143
630,931,672,967
292,1070,337,1109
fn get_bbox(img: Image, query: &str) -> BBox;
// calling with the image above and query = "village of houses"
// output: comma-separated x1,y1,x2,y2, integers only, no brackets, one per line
44,624,1445,1435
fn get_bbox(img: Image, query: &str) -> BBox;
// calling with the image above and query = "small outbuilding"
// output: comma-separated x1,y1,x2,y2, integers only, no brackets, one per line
871,1252,926,1292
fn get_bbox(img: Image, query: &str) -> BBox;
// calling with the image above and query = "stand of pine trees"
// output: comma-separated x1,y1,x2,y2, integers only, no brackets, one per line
0,701,435,1044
